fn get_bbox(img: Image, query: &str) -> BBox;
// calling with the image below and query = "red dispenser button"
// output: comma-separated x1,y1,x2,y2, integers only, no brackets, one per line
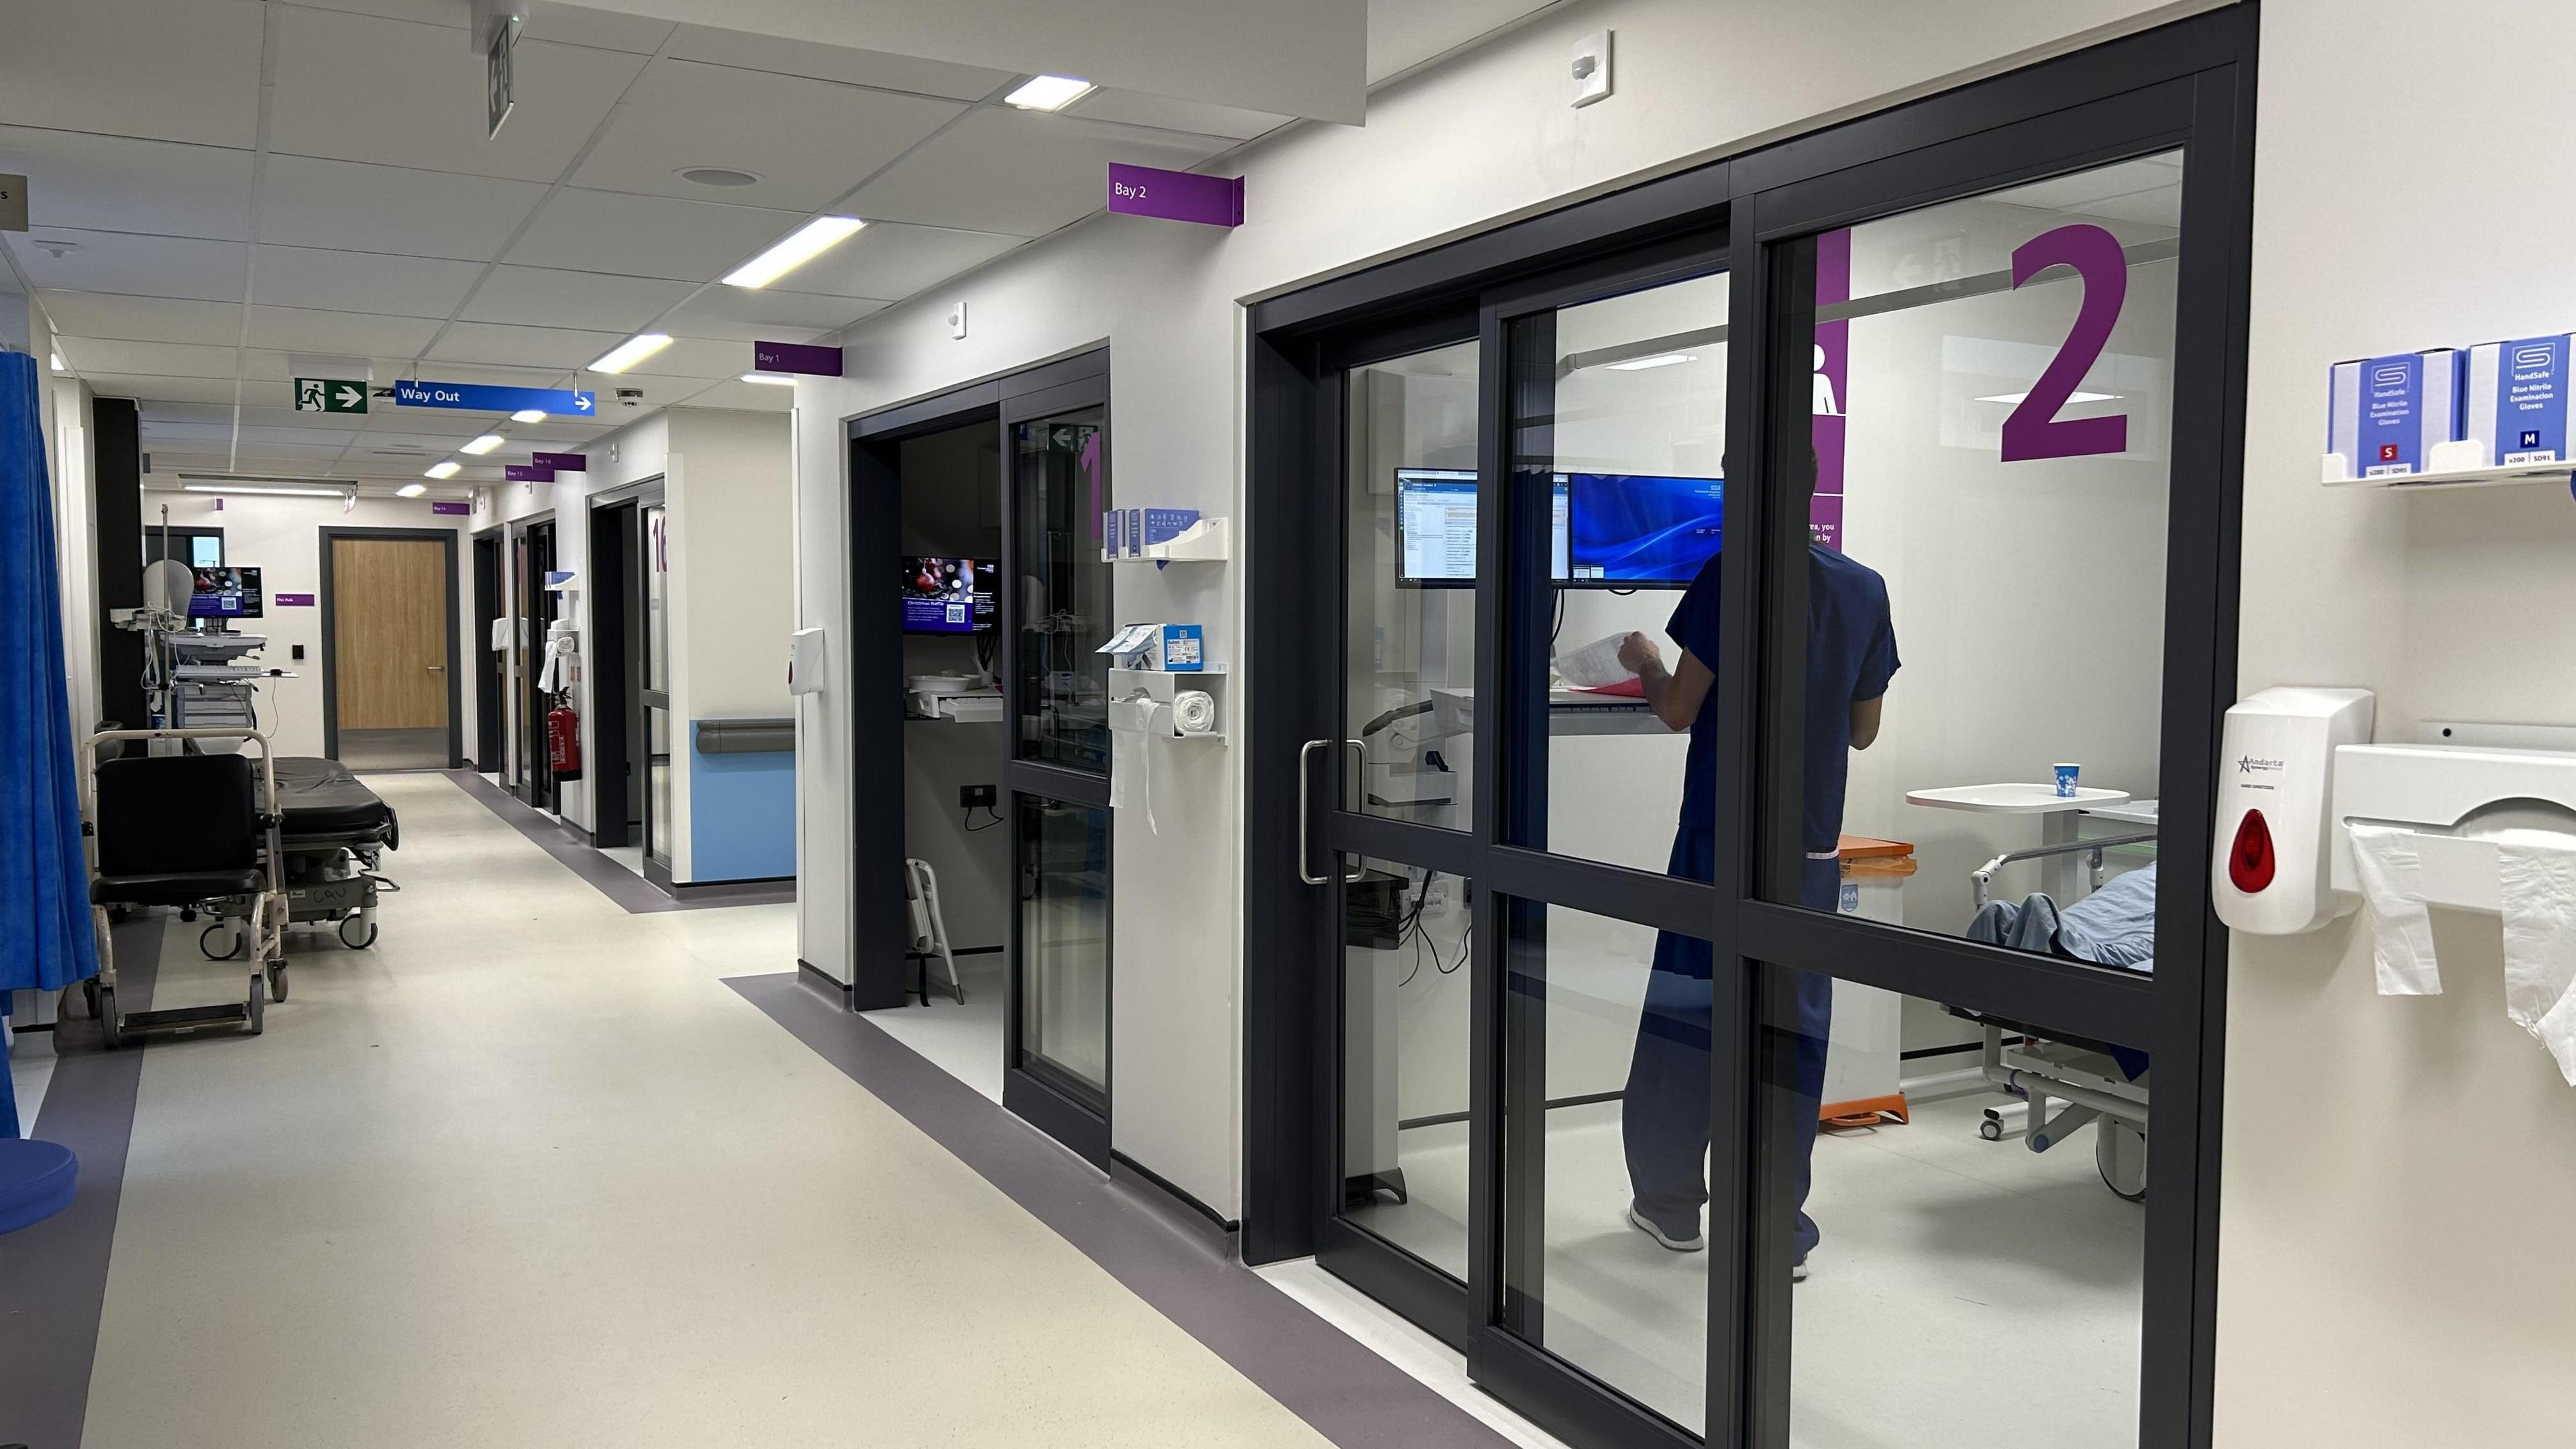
2228,808,2276,894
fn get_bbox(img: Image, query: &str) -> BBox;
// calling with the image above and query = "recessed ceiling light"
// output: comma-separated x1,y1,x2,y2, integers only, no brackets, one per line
1005,75,1095,111
740,372,796,386
460,433,504,455
677,166,762,188
722,216,865,290
396,482,427,498
1606,353,1697,371
511,409,547,423
425,460,462,480
1976,389,2119,406
590,333,674,373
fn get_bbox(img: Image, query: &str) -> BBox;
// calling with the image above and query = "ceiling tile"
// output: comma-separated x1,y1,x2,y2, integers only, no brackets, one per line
62,338,241,380
251,245,486,318
460,264,694,331
428,321,627,370
246,305,443,358
770,220,1021,300
1068,90,1285,142
43,293,246,347
78,374,248,407
505,189,805,282
138,401,239,425
277,0,460,25
573,58,964,212
519,3,676,53
616,335,747,380
270,7,647,183
660,287,885,341
238,424,362,447
7,230,248,303
845,108,1231,237
0,127,257,241
678,378,796,413
662,25,1011,101
588,374,720,413
257,154,551,260
0,0,264,147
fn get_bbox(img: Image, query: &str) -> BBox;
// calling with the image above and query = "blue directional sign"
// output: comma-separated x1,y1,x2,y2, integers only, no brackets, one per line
393,380,596,416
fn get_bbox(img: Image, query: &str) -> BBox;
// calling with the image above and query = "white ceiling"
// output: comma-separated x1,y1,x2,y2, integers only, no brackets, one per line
1,0,1557,482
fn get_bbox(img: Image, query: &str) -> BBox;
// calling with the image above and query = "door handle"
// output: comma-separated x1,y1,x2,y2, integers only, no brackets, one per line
1340,741,1366,882
1299,739,1330,885
425,664,447,671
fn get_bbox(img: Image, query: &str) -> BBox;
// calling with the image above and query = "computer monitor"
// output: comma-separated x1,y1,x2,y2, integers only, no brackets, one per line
900,557,996,634
187,566,264,619
1565,472,1723,587
1392,469,1570,587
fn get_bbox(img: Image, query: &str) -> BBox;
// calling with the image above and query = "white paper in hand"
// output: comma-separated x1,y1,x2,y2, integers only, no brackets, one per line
1557,633,1639,689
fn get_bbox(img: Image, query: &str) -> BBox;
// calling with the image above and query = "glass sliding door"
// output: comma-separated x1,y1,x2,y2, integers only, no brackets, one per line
639,500,673,872
1018,795,1110,1097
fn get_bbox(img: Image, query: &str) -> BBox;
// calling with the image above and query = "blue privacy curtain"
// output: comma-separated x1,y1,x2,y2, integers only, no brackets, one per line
0,350,99,1136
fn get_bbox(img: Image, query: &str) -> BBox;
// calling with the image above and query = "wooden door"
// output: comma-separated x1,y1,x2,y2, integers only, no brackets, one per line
332,537,449,730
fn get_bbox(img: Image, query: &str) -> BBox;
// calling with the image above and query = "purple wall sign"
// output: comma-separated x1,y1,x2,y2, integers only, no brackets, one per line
272,592,316,607
1810,227,1850,551
752,340,843,376
505,464,555,483
529,453,586,472
1107,164,1242,227
2001,223,2129,462
430,500,470,516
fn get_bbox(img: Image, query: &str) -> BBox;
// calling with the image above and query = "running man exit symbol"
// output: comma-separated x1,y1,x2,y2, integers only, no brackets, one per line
294,378,369,414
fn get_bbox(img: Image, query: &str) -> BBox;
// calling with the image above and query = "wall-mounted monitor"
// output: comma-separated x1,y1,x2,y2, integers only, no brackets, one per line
1565,472,1723,587
1393,468,1570,588
188,566,264,619
901,556,996,634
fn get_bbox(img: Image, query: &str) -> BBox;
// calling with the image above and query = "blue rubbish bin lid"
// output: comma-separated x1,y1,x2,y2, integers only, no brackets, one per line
0,1140,78,1234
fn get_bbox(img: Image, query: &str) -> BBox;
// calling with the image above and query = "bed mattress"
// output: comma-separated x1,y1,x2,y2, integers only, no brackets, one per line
272,757,397,845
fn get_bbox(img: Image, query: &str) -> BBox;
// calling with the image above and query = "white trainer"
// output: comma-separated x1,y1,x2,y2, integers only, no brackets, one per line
1627,1204,1705,1252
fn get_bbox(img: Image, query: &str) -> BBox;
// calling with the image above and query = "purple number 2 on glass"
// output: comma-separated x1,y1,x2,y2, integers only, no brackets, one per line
2000,222,2129,463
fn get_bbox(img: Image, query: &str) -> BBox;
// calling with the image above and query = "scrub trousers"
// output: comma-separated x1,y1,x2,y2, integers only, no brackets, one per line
1622,823,1835,1263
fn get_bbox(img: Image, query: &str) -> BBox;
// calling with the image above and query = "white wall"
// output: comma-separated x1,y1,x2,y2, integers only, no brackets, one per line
2216,3,2576,1444
790,0,2225,1218
133,486,472,760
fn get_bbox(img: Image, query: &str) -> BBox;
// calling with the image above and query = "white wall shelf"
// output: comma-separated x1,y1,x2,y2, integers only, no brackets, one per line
1109,665,1227,741
1103,517,1230,563
2321,449,2576,492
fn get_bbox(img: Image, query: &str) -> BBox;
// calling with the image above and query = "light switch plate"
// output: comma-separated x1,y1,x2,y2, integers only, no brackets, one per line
948,299,969,340
1570,30,1612,107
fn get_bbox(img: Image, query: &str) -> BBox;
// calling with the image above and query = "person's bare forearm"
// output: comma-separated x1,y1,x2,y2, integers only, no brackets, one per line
1636,657,1688,731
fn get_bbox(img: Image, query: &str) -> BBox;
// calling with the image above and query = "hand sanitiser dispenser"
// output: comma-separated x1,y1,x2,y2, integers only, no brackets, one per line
2213,687,2376,934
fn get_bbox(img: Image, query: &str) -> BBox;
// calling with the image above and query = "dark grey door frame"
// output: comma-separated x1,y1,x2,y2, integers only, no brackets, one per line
472,525,505,773
317,525,464,768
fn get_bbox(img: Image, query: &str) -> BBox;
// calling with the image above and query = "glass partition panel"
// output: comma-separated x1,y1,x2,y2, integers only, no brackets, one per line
1020,794,1110,1099
1337,855,1474,1282
1016,409,1110,771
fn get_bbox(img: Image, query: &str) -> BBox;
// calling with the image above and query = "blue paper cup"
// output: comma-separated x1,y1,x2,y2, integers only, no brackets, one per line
2053,763,2081,798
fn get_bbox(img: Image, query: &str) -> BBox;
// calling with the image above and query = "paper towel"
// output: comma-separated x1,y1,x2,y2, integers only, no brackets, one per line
2498,835,2576,1085
2347,822,2442,995
1172,690,1217,735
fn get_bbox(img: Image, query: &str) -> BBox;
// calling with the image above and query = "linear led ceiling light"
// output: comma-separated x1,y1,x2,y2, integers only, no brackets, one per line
395,483,427,498
425,460,463,480
1005,74,1094,111
178,483,347,497
460,433,504,455
511,409,547,423
590,333,673,373
722,217,864,289
740,372,796,386
1607,353,1697,371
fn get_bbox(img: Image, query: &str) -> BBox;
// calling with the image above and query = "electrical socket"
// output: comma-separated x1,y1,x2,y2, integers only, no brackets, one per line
960,784,998,810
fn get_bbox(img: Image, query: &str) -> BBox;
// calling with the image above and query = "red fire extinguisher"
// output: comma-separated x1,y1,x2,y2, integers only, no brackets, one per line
547,701,582,775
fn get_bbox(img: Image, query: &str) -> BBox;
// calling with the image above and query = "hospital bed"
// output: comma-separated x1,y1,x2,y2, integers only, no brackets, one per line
1957,840,2155,1201
200,757,400,968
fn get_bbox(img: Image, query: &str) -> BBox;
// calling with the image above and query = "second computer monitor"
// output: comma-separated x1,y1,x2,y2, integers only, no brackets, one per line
1392,468,1719,588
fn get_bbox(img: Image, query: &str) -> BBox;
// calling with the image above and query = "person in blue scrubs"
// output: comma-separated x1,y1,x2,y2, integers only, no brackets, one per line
1614,541,1897,1276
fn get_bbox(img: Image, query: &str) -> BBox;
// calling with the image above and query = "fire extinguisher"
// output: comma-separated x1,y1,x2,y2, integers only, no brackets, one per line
547,700,582,776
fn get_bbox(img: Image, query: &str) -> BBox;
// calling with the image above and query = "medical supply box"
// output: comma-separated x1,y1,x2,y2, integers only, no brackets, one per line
2212,686,2375,935
1095,621,1205,672
2328,349,2461,478
2463,334,2575,465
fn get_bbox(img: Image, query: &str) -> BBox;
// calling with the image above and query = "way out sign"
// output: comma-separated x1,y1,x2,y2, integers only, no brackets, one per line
295,378,368,415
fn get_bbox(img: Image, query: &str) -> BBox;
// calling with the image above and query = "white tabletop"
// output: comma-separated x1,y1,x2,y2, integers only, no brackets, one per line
1905,783,2133,814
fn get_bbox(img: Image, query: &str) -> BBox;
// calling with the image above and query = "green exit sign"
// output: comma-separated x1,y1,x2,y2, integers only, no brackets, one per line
295,378,369,414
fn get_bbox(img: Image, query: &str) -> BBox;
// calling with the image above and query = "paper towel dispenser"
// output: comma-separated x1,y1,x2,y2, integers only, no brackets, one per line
2331,733,2576,914
2213,687,2375,934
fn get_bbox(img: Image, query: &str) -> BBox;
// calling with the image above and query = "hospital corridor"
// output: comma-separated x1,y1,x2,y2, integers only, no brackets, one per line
7,3,2576,1449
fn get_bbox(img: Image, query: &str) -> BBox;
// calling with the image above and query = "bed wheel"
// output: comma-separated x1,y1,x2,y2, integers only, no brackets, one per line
1978,1118,2003,1142
246,973,265,1035
338,915,377,951
201,924,246,961
2096,1121,2147,1201
97,987,122,1051
266,961,289,1003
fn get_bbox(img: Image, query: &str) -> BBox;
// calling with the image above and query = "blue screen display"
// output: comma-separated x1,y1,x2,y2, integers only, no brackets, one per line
187,566,262,619
1566,473,1722,586
900,557,995,633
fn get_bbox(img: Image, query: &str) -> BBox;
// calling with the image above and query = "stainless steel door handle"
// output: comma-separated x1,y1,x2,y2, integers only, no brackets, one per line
1340,741,1367,881
1299,739,1330,885
425,664,447,671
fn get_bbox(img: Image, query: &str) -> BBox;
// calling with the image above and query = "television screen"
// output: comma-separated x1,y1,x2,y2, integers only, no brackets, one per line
1393,469,1570,587
901,557,996,634
1566,473,1723,586
188,566,264,619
